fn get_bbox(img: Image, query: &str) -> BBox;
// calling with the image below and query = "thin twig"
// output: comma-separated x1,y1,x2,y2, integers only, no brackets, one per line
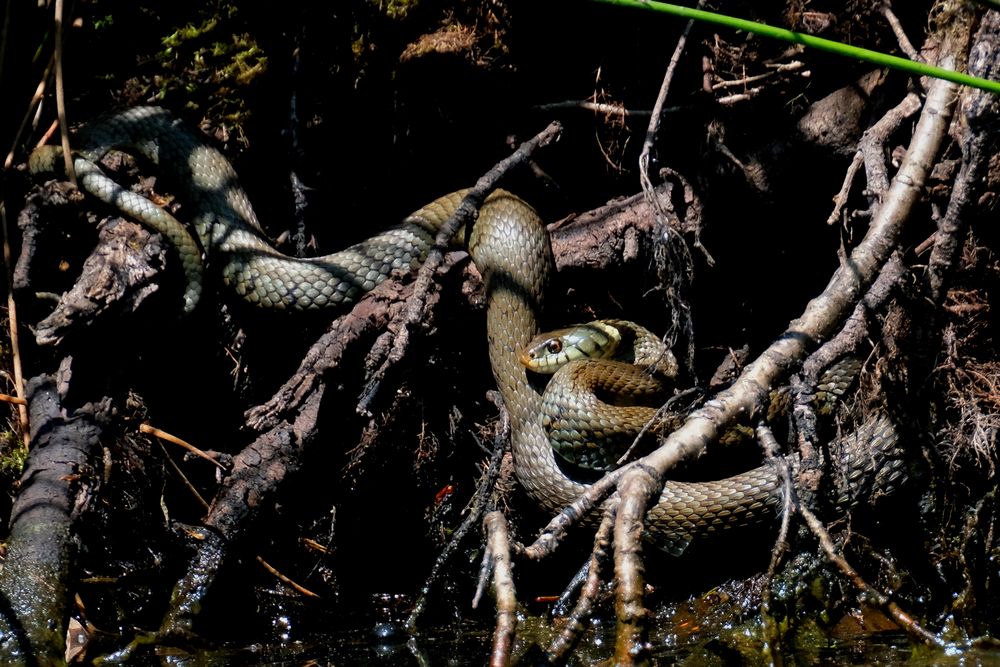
0,203,29,446
53,0,75,185
255,556,320,598
157,441,210,510
715,90,763,105
798,503,943,647
4,54,54,170
880,2,923,64
616,392,690,466
827,152,864,226
638,0,705,208
0,24,46,447
533,100,654,117
711,60,805,90
0,0,10,82
0,393,26,405
140,423,226,470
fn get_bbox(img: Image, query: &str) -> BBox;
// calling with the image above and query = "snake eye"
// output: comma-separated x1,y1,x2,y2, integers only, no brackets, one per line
545,339,562,355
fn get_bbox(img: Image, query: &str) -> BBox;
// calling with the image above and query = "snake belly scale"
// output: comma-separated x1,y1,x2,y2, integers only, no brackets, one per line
33,106,908,555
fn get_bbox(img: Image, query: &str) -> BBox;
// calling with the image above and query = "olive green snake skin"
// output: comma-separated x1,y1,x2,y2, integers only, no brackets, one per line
521,320,864,472
521,319,681,471
30,107,455,312
31,106,907,555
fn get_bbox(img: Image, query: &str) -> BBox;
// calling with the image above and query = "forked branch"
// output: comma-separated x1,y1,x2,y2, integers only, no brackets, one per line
606,64,958,661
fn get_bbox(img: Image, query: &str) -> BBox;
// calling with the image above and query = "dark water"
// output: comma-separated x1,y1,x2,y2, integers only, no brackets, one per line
153,634,1000,666
150,613,1000,666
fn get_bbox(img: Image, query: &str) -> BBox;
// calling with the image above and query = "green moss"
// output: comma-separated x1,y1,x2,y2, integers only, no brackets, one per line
372,0,422,20
0,430,26,479
93,14,114,30
136,4,267,127
161,17,220,50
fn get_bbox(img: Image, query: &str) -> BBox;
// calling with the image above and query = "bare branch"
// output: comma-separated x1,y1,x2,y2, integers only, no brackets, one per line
613,470,653,665
482,511,518,667
358,120,562,414
799,504,942,647
927,11,1000,303
881,2,923,64
635,66,957,488
547,509,616,664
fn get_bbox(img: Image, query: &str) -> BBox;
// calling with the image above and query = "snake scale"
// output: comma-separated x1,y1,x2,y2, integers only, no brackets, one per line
520,320,865,472
32,106,907,555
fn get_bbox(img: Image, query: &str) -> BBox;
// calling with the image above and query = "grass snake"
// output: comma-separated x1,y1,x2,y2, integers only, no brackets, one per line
31,106,908,555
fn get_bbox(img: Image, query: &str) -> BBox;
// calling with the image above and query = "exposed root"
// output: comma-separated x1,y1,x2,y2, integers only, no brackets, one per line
612,469,653,666
141,423,227,470
358,120,563,415
407,402,511,630
490,64,958,661
927,11,1000,304
798,503,942,648
546,509,616,664
481,511,518,667
757,423,797,662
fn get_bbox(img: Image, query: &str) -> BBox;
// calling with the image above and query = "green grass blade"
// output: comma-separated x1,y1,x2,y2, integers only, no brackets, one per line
591,0,1000,95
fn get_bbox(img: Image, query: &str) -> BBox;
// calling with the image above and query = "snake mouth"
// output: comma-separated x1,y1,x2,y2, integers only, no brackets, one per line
518,350,538,368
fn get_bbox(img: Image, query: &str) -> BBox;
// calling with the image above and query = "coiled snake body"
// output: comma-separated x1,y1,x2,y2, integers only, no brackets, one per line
33,107,907,555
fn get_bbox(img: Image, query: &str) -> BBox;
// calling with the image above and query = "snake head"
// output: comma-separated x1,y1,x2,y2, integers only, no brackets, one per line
519,321,622,373
519,334,566,373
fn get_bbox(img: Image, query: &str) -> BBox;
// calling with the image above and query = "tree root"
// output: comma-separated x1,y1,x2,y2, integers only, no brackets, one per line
798,503,941,647
480,511,517,667
0,373,105,663
160,121,686,638
546,509,615,664
478,49,961,662
357,120,563,416
927,11,1000,305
